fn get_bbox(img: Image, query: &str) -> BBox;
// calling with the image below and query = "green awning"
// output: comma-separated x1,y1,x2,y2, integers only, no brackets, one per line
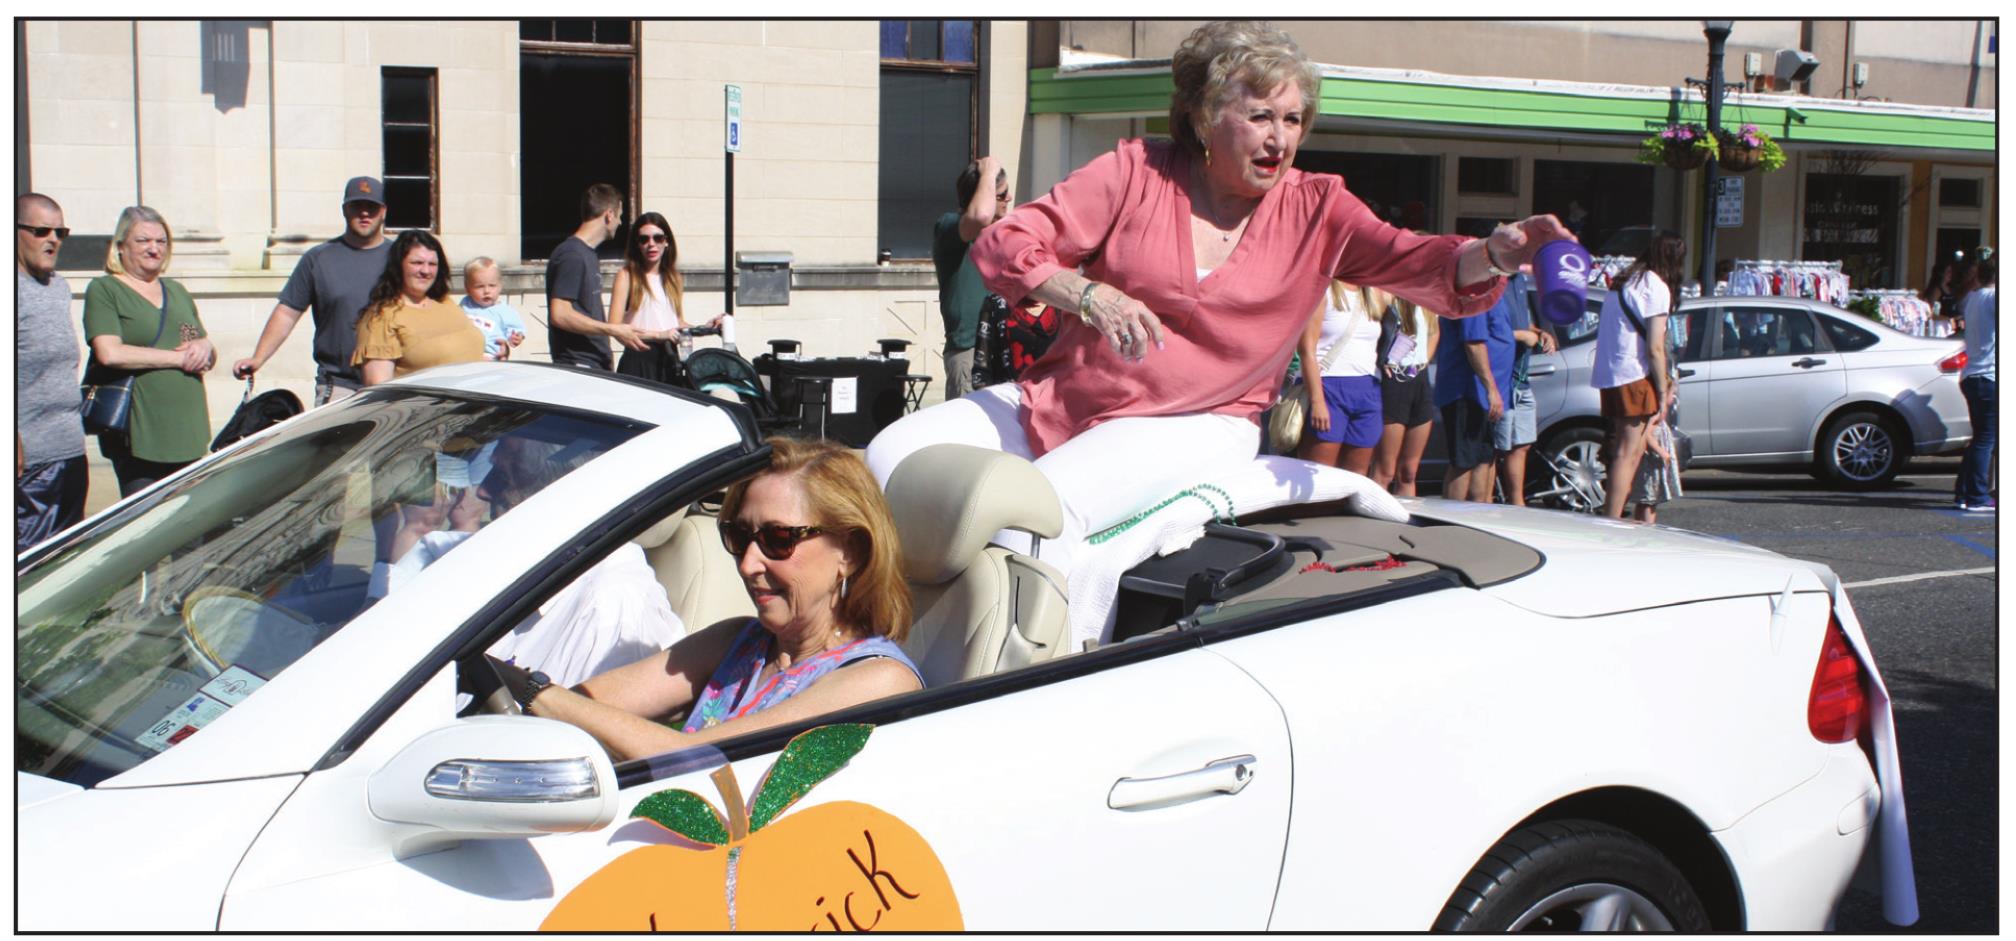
1030,64,1994,152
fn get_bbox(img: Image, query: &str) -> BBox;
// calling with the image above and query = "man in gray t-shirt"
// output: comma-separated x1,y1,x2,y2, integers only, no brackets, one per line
546,183,644,370
16,193,88,551
233,176,392,404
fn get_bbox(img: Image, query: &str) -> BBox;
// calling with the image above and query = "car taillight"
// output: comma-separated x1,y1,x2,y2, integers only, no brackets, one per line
1938,349,1968,373
1808,614,1867,744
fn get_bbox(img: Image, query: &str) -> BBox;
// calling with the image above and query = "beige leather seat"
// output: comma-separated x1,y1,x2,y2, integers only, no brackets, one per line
639,504,757,633
885,444,1072,688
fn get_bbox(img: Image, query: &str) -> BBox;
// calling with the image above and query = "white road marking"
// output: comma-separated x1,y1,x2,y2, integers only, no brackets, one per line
1842,567,1996,589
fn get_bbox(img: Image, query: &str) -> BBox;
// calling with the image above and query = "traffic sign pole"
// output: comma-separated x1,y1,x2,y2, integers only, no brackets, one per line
725,84,741,316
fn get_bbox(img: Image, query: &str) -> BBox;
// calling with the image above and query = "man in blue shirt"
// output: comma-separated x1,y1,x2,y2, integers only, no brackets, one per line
1434,283,1517,502
1493,272,1556,505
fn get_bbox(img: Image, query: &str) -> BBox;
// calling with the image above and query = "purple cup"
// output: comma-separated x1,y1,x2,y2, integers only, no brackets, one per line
1532,239,1593,326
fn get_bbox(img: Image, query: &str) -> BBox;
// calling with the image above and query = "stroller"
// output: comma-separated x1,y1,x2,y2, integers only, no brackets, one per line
682,343,800,436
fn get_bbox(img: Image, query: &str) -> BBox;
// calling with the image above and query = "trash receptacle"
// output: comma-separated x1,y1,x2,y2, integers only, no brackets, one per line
736,251,792,307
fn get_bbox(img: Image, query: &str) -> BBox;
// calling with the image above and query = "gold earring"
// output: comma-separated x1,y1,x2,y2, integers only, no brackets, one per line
1202,142,1211,166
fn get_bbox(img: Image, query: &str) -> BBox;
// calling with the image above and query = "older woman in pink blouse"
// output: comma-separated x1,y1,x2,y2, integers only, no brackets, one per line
867,21,1573,571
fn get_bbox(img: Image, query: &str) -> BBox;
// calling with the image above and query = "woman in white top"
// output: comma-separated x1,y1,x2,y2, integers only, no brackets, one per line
612,211,711,381
1590,230,1685,519
1297,281,1387,474
1371,298,1440,495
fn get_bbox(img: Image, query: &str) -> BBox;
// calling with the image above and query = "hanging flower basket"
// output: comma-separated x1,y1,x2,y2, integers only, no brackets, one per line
1714,124,1787,173
1637,123,1717,172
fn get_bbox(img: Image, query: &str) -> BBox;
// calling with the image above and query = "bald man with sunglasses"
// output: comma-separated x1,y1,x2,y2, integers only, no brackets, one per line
16,193,88,551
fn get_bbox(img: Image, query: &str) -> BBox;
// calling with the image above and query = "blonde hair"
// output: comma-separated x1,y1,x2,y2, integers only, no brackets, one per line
1328,281,1395,323
1168,21,1321,159
720,437,913,642
105,205,173,275
463,256,500,281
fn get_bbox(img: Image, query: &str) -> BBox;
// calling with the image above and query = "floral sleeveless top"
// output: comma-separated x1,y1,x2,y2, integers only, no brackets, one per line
682,619,922,732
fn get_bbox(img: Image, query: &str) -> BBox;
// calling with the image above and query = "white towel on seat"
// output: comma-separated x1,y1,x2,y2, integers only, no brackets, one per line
1064,457,1409,650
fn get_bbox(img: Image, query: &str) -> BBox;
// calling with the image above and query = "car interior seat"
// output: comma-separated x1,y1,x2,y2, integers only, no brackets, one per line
639,501,758,633
884,444,1071,688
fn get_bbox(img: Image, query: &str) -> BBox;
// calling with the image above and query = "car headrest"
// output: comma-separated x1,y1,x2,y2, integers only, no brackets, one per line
886,444,1062,585
633,504,691,549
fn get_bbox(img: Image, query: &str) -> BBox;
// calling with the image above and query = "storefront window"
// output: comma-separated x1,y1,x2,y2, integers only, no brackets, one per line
1298,151,1438,231
1803,173,1901,289
1532,160,1654,257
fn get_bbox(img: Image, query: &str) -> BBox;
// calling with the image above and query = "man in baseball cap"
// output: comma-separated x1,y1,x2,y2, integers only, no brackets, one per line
233,175,392,405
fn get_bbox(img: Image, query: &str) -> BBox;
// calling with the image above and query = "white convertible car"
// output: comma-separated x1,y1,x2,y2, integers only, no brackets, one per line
16,363,1917,931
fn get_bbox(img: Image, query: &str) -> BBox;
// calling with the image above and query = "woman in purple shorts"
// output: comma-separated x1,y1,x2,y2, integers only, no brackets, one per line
1298,281,1388,474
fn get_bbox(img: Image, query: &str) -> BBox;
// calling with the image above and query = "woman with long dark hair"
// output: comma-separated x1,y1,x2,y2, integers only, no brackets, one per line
354,229,483,386
1591,230,1685,518
611,212,721,382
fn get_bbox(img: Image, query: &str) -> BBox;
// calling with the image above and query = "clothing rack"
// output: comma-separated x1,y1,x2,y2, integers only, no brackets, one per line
1726,259,1850,305
1846,289,1952,338
1586,255,1636,289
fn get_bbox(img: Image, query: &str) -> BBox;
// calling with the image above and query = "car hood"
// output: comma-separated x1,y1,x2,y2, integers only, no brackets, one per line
1402,498,1830,617
18,771,83,811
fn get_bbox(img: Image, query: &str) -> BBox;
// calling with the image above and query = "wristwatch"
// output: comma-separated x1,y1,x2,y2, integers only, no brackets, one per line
514,669,554,711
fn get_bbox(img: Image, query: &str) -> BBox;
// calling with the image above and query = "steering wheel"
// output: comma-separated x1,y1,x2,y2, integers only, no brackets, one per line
456,652,522,717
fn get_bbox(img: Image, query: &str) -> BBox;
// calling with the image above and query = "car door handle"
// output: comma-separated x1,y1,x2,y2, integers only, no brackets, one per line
1792,357,1828,368
1677,368,1697,378
1108,755,1256,811
1528,364,1558,376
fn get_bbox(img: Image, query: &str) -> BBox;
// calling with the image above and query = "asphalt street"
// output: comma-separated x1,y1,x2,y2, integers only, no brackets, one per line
1649,457,1996,934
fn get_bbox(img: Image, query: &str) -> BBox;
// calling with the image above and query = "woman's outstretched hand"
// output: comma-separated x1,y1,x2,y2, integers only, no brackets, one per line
1488,214,1579,269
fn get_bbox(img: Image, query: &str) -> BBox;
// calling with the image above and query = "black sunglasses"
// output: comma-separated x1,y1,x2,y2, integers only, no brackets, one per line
637,233,669,244
721,521,827,561
17,224,70,239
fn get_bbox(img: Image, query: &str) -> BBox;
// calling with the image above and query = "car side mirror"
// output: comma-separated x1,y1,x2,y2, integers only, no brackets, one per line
367,715,618,853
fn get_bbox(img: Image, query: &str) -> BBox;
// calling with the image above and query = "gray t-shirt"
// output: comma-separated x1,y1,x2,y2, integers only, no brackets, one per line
276,237,393,388
16,270,86,464
545,236,610,370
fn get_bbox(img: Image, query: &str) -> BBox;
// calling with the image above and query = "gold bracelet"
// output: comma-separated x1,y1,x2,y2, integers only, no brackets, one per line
1077,281,1100,324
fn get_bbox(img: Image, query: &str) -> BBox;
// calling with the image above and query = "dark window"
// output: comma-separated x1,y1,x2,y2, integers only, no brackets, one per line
380,68,437,230
1678,309,1708,362
1532,159,1653,253
1458,157,1516,195
1712,308,1820,360
878,20,981,259
1296,151,1440,231
1803,173,1901,289
1819,312,1880,351
521,19,631,46
1939,177,1982,208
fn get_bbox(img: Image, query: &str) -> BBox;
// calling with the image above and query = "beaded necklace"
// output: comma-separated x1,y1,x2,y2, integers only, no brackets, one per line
1087,483,1236,545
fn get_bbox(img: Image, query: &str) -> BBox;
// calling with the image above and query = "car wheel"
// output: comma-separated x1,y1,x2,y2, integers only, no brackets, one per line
1817,409,1904,490
1530,426,1607,513
1434,819,1711,932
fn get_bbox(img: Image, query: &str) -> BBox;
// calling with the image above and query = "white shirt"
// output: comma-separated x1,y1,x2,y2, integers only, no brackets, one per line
1394,306,1433,369
628,270,682,333
1962,286,1996,381
1592,271,1670,390
1312,287,1381,378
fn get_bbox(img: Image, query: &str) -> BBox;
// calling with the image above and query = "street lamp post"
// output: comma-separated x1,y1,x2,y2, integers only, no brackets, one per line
1698,20,1734,294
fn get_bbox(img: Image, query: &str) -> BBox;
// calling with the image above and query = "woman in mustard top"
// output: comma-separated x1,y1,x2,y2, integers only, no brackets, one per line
82,206,215,496
354,230,484,385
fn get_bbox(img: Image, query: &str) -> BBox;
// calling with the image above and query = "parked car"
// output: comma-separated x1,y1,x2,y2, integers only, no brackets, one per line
18,362,1916,930
1418,292,1970,509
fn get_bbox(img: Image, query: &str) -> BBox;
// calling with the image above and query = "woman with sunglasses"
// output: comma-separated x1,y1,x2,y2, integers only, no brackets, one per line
610,212,721,383
492,436,921,759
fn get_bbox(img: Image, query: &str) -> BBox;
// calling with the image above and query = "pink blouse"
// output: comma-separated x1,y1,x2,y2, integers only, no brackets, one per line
973,138,1503,457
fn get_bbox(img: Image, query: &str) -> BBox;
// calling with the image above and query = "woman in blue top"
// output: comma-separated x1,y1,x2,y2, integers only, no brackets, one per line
504,436,921,760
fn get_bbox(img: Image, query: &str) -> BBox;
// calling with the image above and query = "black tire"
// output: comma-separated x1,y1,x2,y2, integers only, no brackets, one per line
1434,819,1711,932
1816,409,1906,490
1530,426,1608,513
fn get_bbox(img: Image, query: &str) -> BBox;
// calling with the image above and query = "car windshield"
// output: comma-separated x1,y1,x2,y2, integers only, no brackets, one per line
17,389,647,787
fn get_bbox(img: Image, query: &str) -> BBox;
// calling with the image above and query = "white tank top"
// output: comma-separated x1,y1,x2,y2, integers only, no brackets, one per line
628,270,681,333
1313,287,1380,378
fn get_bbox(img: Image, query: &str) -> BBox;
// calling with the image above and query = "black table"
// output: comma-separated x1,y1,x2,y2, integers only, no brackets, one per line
754,355,912,448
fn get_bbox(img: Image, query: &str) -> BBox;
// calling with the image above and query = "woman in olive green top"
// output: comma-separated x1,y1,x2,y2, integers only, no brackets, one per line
82,206,215,496
354,230,484,385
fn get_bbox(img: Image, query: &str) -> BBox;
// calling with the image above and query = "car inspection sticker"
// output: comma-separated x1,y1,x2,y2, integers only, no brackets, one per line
135,691,233,753
199,665,267,706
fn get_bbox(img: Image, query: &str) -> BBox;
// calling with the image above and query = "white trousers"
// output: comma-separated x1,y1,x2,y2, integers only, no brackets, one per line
866,384,1260,575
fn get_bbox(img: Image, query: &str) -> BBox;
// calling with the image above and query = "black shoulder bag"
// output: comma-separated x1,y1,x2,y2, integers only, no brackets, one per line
80,286,171,436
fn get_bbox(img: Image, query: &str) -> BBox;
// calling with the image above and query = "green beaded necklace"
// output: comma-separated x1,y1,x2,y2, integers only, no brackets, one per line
1087,482,1237,545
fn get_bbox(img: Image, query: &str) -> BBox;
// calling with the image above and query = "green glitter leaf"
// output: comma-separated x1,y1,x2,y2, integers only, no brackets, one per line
748,724,872,832
630,788,729,845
